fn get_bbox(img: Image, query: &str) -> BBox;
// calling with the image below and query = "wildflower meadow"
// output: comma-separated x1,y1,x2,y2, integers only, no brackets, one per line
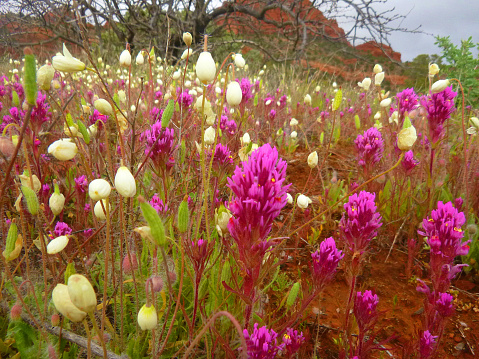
1,21,479,359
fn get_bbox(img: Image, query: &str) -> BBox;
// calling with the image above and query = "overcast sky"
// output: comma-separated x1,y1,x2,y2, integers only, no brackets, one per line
332,0,479,62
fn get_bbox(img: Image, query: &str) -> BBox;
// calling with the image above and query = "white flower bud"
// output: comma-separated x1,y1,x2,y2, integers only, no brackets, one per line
373,64,382,74
19,173,41,193
359,78,371,91
94,99,113,116
67,274,97,313
234,54,245,68
118,90,126,103
52,284,87,322
115,166,136,198
304,94,312,105
52,44,86,73
138,304,157,330
136,52,144,65
196,52,216,84
375,72,385,86
297,194,312,209
37,65,55,91
204,126,215,145
242,132,251,145
88,179,111,201
119,50,131,67
226,81,242,106
431,79,450,94
48,139,78,161
429,63,440,76
47,235,69,254
183,32,193,47
87,124,98,138
286,193,293,204
291,131,297,139
397,125,417,151
49,192,65,215
307,151,318,168
290,118,298,127
380,98,391,108
181,48,193,60
374,112,381,120
173,71,181,80
94,199,111,220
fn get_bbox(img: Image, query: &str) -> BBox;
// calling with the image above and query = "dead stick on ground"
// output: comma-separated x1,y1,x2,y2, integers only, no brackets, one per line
385,215,408,263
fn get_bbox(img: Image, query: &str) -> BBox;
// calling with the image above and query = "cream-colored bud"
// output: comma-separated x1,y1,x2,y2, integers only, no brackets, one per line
48,139,78,161
242,132,251,145
52,284,87,322
359,78,371,91
234,54,245,68
373,64,382,74
290,118,299,127
215,208,232,237
429,63,440,76
375,72,385,86
88,179,111,201
37,65,55,91
304,94,312,105
49,192,65,215
94,99,113,116
115,166,136,198
136,52,144,65
307,151,318,168
94,199,111,220
181,48,193,60
397,125,417,151
196,52,216,84
297,194,312,209
119,49,131,67
380,98,391,108
47,235,69,254
52,44,86,73
431,79,450,94
286,193,293,204
226,81,242,106
291,131,297,139
374,112,381,120
118,90,126,103
67,274,97,313
19,173,41,193
204,126,215,145
138,304,157,330
183,32,193,47
87,124,98,138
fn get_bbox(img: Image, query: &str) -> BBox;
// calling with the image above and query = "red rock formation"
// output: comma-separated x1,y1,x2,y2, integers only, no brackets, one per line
355,41,401,62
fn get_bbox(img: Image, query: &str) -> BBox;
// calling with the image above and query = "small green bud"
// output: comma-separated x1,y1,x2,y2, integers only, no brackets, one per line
354,115,361,130
4,220,18,259
286,282,300,308
139,197,166,247
23,47,37,106
332,89,342,111
403,116,412,129
177,196,189,233
320,132,324,145
77,120,90,144
21,185,39,215
161,100,175,128
12,91,19,107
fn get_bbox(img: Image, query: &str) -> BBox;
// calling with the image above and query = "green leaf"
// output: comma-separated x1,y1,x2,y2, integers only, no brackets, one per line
140,201,166,247
77,121,90,144
23,51,37,106
161,100,174,128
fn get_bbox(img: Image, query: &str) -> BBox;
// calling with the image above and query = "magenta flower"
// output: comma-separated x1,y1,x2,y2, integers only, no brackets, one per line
355,127,384,171
238,78,253,103
435,292,455,318
227,144,290,268
419,330,437,359
243,323,283,359
31,92,52,126
311,237,344,291
418,201,468,263
53,222,72,237
140,120,176,169
176,88,193,108
74,175,88,193
89,109,108,126
149,194,169,216
396,88,418,123
339,191,382,253
282,328,305,357
402,150,419,174
354,290,379,332
420,86,457,143
210,143,233,170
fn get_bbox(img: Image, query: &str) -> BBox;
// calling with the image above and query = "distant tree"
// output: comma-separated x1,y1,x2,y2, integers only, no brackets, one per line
0,0,417,62
403,53,442,93
435,36,479,107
